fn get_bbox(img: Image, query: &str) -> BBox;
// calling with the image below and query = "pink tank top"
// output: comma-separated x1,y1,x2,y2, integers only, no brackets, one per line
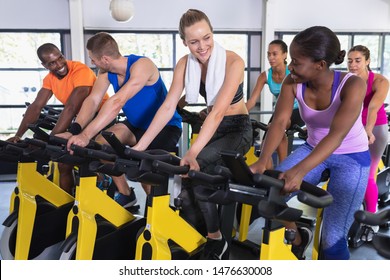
361,71,387,126
296,72,368,154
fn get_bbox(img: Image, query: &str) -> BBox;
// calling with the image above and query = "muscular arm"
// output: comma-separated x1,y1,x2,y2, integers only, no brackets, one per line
366,74,389,141
73,57,157,143
11,88,53,140
73,77,111,129
50,86,91,135
246,71,267,111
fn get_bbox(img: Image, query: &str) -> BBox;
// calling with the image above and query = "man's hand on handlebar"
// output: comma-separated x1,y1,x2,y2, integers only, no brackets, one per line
67,133,90,154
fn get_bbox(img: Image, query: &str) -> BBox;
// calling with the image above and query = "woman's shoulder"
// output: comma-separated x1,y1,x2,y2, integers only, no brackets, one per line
226,50,242,60
373,72,389,84
338,71,361,85
340,72,366,95
176,55,189,69
371,72,389,93
226,50,244,67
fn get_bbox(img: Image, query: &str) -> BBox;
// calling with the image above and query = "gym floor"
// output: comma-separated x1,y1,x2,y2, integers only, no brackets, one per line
0,173,389,260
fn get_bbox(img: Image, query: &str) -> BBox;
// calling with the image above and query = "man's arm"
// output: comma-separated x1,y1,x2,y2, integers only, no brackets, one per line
50,86,91,135
75,58,155,141
8,88,53,142
73,76,111,129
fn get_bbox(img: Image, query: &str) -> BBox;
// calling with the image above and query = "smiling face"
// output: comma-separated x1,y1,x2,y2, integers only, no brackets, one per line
41,49,68,79
347,50,369,76
288,42,320,83
182,19,214,64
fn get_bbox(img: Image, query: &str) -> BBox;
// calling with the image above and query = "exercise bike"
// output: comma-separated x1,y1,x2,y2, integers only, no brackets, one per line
188,150,333,260
354,208,390,259
57,138,145,260
234,121,314,256
99,131,214,260
0,137,74,260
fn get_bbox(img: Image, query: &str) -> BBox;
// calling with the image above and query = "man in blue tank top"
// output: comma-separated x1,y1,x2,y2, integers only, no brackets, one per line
65,32,182,208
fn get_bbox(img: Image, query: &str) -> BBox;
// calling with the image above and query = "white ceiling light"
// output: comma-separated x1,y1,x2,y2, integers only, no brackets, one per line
110,0,135,22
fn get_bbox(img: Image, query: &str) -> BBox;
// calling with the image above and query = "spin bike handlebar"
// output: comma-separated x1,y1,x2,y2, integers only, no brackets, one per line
187,167,332,209
124,147,181,165
187,169,229,185
251,119,268,132
291,124,308,140
354,209,390,227
151,160,190,176
354,209,390,259
1,140,30,162
24,137,87,165
253,172,333,209
70,144,117,162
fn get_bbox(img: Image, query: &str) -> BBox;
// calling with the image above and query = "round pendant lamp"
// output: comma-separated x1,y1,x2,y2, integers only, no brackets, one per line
110,0,135,22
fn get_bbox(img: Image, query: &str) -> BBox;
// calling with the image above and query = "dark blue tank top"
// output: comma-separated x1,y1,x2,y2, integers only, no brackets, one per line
108,55,182,130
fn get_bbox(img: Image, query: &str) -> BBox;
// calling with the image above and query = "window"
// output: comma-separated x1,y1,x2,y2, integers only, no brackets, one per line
110,32,174,94
0,32,64,137
383,35,390,78
280,32,390,75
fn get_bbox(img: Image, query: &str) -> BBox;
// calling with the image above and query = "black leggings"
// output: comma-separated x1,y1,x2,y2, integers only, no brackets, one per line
183,115,252,233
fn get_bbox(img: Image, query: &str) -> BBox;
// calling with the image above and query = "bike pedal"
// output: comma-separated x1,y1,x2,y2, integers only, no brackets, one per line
126,204,140,214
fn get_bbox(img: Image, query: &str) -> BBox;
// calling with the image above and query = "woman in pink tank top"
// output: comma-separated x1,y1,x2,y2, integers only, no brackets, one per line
348,45,389,240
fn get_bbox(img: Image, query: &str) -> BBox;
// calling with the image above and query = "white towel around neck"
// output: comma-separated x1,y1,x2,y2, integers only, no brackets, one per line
185,42,226,106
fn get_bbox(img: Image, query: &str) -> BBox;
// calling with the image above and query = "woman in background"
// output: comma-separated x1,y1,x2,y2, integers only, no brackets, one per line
246,40,304,168
348,45,389,241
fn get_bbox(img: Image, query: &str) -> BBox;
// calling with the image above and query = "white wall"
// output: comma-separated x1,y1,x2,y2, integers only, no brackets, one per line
82,0,263,31
0,0,70,29
1,0,389,32
273,0,390,32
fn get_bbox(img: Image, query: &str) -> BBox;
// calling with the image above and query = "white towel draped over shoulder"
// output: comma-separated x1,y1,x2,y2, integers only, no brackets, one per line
185,42,226,106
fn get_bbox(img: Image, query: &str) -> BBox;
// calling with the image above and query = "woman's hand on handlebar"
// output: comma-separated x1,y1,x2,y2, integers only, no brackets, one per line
279,167,305,194
180,153,199,177
251,160,305,194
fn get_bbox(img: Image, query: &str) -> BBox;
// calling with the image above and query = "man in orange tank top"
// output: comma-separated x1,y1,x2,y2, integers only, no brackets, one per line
7,43,110,194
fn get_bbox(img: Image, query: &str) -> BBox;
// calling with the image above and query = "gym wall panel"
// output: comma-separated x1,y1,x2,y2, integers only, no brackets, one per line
82,0,263,31
273,0,390,32
0,0,389,33
0,0,70,29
